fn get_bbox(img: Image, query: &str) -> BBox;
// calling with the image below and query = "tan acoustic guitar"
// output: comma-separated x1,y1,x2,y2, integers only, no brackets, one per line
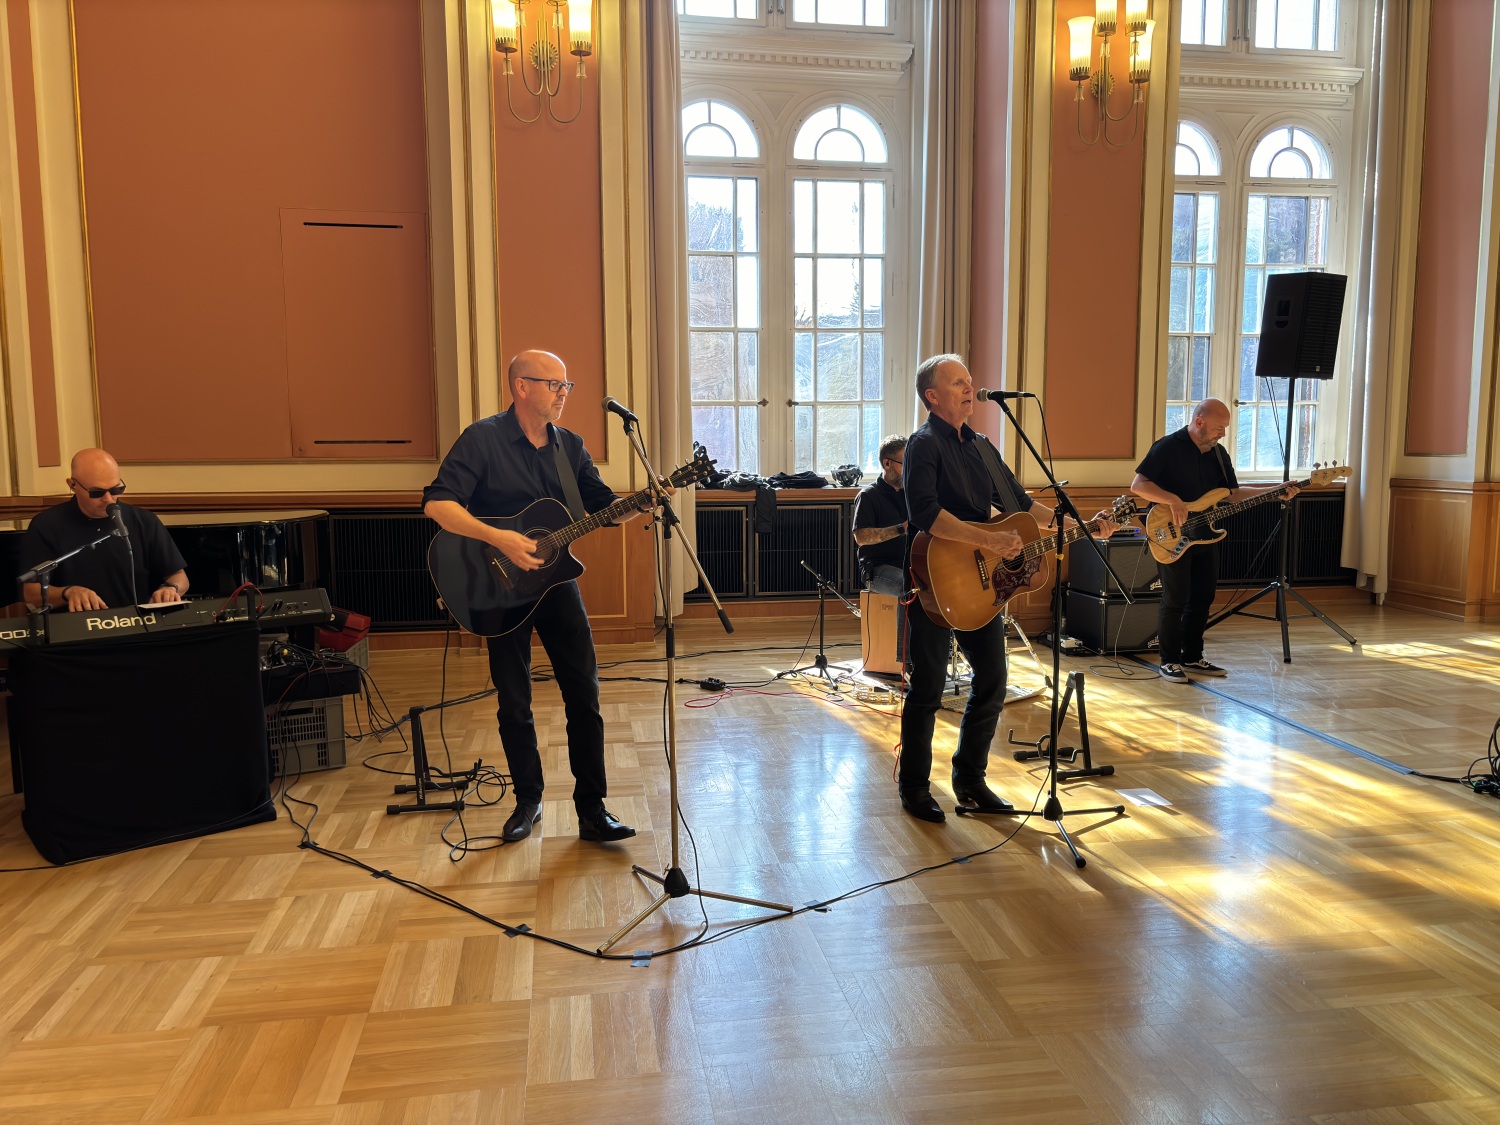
909,495,1139,631
1141,464,1349,565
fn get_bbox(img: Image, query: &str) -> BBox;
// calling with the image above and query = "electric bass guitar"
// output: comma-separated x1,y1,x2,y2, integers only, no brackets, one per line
428,446,716,637
910,495,1139,631
1142,464,1348,565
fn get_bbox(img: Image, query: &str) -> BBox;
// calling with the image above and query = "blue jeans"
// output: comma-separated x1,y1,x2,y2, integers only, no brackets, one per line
898,604,1007,791
484,580,607,812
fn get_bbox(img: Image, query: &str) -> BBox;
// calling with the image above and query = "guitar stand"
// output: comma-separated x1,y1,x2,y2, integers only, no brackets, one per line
386,704,474,816
1009,671,1110,777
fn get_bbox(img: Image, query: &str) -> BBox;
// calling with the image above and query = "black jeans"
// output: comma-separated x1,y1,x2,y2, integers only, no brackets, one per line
899,603,1007,791
485,580,607,812
1155,547,1219,664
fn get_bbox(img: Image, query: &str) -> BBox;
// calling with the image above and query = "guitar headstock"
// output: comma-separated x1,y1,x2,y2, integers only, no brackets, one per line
1108,494,1140,524
1306,463,1351,487
670,444,719,490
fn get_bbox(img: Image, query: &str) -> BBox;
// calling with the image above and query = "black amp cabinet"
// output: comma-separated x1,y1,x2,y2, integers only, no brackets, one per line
1065,534,1160,655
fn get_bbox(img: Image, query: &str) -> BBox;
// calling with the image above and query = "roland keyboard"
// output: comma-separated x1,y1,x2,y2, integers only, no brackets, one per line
0,588,334,649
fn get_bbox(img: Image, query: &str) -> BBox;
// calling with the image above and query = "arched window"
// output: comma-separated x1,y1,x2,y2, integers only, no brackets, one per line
1238,124,1337,471
793,104,888,163
1169,122,1224,434
1249,126,1331,180
683,100,760,159
1176,121,1221,177
684,100,763,473
789,104,892,472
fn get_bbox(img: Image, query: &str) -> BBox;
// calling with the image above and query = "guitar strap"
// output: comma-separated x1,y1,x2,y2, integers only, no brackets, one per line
971,434,1028,515
550,440,588,522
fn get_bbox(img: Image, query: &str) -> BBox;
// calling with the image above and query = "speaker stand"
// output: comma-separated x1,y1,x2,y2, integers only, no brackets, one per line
1207,376,1358,663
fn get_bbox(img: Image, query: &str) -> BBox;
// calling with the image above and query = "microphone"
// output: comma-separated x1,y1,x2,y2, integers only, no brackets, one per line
603,396,639,423
975,388,1035,402
106,502,130,540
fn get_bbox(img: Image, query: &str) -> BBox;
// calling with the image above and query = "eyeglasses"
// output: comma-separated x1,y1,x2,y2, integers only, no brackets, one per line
73,480,127,499
519,376,575,394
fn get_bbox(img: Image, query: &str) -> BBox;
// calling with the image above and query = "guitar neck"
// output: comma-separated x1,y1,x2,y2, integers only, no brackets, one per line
1019,515,1102,562
546,490,651,548
1192,478,1304,525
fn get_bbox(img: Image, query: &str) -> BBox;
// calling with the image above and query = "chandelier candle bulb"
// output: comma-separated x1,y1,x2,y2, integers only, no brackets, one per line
1130,20,1155,84
1068,16,1095,83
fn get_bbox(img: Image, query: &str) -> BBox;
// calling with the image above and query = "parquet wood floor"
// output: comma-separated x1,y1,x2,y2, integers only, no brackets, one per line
4,603,1500,1123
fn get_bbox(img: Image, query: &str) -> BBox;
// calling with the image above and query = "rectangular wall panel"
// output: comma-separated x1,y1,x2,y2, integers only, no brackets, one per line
280,209,435,459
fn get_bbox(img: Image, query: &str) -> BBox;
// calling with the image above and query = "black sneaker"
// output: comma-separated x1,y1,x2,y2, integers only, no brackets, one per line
1158,662,1190,684
1181,659,1227,677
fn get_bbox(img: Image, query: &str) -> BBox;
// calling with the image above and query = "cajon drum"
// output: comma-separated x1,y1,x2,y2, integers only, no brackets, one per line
859,591,904,675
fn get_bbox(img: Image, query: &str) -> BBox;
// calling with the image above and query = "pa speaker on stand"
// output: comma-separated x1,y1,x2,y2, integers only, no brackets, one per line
1207,270,1359,661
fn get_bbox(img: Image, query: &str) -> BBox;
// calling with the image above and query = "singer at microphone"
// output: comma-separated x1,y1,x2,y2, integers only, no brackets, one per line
18,447,189,612
894,355,1120,826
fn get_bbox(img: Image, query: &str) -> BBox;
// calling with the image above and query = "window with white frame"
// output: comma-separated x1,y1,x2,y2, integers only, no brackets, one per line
1175,1,1367,475
1181,1,1343,54
679,6,912,477
684,100,763,474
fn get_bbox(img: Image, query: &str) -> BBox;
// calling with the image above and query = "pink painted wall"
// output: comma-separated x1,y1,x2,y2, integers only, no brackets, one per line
1043,0,1143,460
969,0,1011,441
492,14,607,459
1405,0,1496,456
73,0,430,463
4,0,60,466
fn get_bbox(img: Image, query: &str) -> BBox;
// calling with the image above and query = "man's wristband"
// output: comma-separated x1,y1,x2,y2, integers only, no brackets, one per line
158,582,179,594
59,586,73,602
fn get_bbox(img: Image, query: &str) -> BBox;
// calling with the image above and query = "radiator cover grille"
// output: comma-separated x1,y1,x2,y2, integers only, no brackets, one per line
329,511,446,629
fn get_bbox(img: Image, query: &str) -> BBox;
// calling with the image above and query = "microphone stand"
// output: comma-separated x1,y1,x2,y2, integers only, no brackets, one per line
957,400,1126,869
780,559,860,685
598,418,792,954
17,531,120,642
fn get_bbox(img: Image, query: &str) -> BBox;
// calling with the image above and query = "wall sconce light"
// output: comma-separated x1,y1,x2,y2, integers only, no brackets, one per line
492,0,594,125
1066,1,1154,147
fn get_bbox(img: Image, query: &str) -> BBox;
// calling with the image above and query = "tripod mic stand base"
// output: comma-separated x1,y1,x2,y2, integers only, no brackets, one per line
958,798,1126,867
597,865,795,954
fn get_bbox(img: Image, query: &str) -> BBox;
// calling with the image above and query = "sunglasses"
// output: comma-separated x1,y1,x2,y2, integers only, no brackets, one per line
74,480,127,499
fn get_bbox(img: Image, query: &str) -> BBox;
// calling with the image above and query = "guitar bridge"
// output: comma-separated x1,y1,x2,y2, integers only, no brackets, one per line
974,550,990,591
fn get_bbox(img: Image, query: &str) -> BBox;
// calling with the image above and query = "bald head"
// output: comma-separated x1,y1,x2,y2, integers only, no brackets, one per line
67,448,125,518
508,350,566,390
70,448,120,483
1193,398,1230,423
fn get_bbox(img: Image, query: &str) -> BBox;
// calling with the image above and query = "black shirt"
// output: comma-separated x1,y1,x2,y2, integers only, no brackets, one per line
21,500,187,608
423,408,617,518
1135,428,1238,506
903,412,1032,533
851,477,908,579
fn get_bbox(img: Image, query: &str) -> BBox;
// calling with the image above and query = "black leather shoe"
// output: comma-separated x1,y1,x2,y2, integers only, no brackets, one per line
900,788,946,822
502,802,541,842
577,807,636,842
953,781,1015,814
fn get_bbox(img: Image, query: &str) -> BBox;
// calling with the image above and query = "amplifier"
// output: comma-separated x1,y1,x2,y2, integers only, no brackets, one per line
1068,534,1158,598
1066,589,1160,655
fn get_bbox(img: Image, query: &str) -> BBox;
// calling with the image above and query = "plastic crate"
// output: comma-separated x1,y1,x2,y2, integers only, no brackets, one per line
268,697,346,775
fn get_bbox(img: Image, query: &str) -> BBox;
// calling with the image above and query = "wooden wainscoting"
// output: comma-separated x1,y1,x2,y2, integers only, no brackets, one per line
572,519,658,644
1387,479,1490,619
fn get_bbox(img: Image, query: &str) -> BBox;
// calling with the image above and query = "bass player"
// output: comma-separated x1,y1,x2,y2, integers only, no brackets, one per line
423,350,641,845
1131,398,1298,684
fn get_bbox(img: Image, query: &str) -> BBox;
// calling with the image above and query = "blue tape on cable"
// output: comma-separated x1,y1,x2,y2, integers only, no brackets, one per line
631,950,653,968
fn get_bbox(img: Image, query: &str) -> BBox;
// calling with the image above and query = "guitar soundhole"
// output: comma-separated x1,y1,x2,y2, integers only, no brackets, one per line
532,539,558,566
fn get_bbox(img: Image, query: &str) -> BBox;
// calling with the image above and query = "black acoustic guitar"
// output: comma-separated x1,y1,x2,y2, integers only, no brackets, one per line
428,447,715,637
